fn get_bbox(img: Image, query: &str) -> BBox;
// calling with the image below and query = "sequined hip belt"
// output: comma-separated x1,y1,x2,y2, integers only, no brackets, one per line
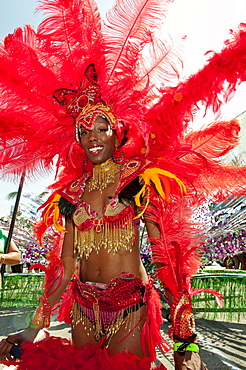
73,272,145,312
71,272,146,342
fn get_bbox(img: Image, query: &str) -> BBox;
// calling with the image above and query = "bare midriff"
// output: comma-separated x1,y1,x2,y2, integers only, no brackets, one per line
79,232,148,284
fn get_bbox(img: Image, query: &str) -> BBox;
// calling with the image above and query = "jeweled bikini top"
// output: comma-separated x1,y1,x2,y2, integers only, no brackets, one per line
59,157,153,259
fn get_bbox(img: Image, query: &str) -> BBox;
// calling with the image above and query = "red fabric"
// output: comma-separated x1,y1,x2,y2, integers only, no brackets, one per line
72,273,144,312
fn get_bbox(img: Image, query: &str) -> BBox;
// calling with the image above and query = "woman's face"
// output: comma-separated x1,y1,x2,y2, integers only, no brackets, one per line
79,116,117,164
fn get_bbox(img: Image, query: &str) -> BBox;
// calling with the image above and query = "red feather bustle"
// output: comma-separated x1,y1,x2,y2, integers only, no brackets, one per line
3,336,166,369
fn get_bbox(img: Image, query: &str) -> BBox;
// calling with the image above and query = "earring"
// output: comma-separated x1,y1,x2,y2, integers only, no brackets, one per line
112,146,125,164
82,154,88,167
75,121,80,142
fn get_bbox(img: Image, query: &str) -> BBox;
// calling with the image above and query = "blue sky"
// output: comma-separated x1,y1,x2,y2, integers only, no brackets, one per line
0,0,115,37
0,0,246,216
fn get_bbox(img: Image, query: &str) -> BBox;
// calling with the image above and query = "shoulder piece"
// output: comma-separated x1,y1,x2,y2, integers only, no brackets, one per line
116,156,155,194
58,171,91,205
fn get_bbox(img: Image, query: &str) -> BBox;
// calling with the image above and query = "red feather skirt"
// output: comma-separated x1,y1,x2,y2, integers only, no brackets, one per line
6,337,166,369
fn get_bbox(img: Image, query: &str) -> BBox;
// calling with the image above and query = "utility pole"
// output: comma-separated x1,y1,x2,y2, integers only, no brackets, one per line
0,172,25,279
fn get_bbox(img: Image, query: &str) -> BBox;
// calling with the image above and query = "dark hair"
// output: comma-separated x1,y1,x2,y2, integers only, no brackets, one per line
119,126,128,147
118,177,142,204
58,196,76,219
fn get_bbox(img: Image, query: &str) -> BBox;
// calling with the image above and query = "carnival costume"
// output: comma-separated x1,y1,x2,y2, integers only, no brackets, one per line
1,0,246,369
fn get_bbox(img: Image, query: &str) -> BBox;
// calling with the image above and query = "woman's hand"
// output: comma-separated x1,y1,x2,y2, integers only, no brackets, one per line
174,351,208,370
0,327,39,362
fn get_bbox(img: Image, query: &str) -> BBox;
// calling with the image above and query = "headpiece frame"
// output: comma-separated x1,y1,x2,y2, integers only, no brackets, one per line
53,64,119,133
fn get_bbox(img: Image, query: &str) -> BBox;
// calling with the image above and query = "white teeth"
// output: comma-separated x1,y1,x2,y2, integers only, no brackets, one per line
88,146,103,153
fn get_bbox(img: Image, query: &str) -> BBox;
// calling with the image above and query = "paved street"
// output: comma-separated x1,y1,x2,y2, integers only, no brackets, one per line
159,317,246,370
0,307,245,369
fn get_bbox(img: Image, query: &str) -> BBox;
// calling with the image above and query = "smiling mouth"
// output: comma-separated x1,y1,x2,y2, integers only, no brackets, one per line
88,146,103,154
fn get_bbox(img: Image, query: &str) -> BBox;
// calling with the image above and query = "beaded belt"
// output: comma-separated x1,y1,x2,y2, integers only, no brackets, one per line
71,272,146,342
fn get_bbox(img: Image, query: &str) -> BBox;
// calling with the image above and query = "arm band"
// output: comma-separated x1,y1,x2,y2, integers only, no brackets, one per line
173,342,199,353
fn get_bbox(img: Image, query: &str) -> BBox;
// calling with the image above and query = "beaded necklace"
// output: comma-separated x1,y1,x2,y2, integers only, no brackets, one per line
88,158,121,193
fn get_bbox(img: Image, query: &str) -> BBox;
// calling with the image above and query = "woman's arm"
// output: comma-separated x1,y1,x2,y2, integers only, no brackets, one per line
0,220,77,361
0,241,21,266
45,218,77,307
144,217,208,370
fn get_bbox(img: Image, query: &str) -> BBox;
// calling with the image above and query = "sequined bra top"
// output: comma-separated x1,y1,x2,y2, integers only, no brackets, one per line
59,158,153,259
73,191,135,259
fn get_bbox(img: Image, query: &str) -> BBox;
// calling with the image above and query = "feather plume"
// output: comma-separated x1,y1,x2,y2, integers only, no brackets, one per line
175,120,246,203
37,0,104,86
2,27,60,101
192,162,246,204
146,23,246,157
103,0,174,83
137,31,183,93
0,1,246,202
184,120,240,159
144,189,202,298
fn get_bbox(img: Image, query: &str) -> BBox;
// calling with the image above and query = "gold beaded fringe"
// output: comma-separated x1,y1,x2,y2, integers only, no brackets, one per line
74,217,134,259
71,301,142,347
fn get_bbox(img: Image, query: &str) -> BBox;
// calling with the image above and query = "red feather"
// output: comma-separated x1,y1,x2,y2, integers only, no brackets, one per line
145,190,202,298
184,120,241,159
146,23,246,157
103,0,174,83
37,0,104,85
3,336,166,369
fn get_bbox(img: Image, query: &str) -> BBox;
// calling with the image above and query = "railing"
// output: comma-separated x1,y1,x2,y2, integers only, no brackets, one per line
0,273,44,307
1,271,245,322
192,270,246,321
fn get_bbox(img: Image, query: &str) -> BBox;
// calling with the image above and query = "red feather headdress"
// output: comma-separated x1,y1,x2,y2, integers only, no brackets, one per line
0,1,246,183
0,0,184,181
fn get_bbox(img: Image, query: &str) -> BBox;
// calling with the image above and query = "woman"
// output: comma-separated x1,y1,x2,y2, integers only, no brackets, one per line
0,106,206,369
0,0,246,369
66,116,148,354
0,230,21,288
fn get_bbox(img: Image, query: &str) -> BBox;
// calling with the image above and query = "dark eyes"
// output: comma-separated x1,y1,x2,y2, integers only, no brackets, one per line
79,127,88,135
79,127,108,135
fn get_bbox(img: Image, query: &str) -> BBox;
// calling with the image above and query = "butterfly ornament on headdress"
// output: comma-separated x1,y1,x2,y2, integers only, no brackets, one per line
53,64,119,132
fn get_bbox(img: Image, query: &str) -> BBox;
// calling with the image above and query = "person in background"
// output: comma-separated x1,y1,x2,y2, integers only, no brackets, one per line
233,253,246,270
0,228,21,288
0,229,21,267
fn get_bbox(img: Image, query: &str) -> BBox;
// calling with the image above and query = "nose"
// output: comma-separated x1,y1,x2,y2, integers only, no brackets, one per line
88,129,98,142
